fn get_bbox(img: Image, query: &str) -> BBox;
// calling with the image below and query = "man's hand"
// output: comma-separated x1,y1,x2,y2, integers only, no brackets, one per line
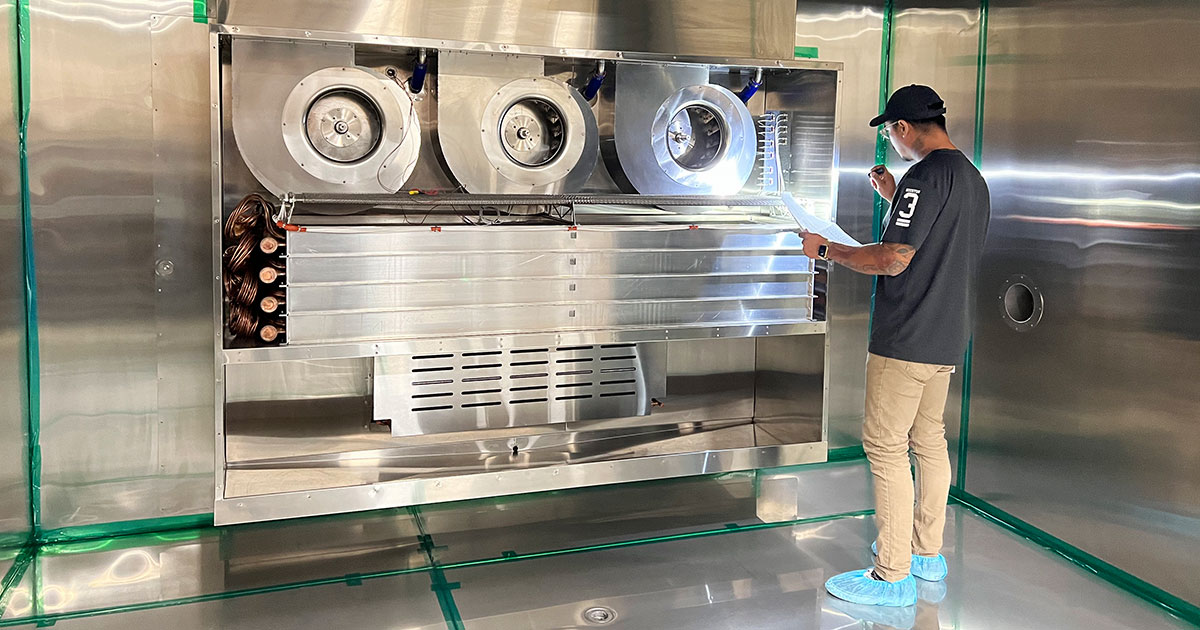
868,165,896,202
796,230,829,260
793,230,916,276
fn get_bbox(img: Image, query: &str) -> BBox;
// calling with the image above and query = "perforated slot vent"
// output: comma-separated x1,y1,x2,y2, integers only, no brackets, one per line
374,343,665,437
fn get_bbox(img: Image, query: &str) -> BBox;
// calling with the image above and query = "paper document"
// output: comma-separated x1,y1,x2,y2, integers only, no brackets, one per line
779,192,862,246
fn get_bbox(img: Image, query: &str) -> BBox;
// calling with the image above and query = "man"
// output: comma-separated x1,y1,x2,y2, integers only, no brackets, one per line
798,85,990,607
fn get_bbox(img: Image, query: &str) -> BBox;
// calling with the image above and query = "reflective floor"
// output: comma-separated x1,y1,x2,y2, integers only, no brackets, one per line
0,462,1193,629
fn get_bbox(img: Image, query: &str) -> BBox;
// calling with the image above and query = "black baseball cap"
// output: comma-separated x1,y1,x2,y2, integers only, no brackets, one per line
869,84,947,127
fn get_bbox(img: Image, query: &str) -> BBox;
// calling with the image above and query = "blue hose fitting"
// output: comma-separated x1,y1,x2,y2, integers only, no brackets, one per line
581,60,607,101
738,68,764,103
410,49,429,93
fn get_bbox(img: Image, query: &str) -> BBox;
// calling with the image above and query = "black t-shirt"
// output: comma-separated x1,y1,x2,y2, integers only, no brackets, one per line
870,149,990,366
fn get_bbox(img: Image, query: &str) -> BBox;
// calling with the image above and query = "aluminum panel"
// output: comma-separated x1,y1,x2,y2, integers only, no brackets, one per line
29,2,212,529
213,0,798,62
753,334,826,446
0,0,29,538
794,3,884,448
966,0,1200,604
216,441,826,524
285,226,815,345
222,338,761,489
374,343,666,436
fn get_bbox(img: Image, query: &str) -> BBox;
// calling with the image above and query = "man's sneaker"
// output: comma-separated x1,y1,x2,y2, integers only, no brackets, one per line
825,568,918,607
871,541,949,582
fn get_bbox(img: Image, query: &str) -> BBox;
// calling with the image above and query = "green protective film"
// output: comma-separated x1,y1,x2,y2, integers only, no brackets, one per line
39,526,209,557
793,45,819,59
192,0,206,23
0,507,875,628
866,0,895,340
827,444,865,463
409,508,466,630
0,546,33,618
0,533,27,552
950,489,1200,627
957,0,989,491
38,514,214,545
15,0,39,539
871,0,895,242
434,507,875,572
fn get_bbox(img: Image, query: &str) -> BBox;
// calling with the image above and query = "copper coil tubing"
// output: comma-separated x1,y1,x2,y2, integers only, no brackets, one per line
259,236,283,255
222,270,238,295
223,271,255,302
259,320,286,343
227,304,259,338
222,230,257,273
223,193,269,241
259,291,285,314
258,258,286,284
234,272,258,305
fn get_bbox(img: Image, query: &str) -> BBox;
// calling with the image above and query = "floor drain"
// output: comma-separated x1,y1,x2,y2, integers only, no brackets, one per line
583,606,617,624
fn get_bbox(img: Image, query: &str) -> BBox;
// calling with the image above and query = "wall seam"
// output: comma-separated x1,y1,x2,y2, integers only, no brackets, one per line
956,0,988,491
867,0,895,341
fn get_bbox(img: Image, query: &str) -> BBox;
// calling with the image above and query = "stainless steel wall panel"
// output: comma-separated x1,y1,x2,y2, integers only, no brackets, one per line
150,14,218,524
890,2,980,161
30,3,212,529
753,334,826,445
0,0,28,538
214,0,798,62
225,359,369,403
967,0,1200,603
890,0,982,481
795,3,883,448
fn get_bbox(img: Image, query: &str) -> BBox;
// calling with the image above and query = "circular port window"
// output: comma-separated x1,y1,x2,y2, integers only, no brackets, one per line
666,103,727,171
499,97,566,167
999,275,1044,331
304,88,383,163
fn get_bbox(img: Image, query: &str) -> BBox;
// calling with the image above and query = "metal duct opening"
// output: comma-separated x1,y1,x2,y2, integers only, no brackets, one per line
304,88,383,163
667,102,727,171
499,97,566,167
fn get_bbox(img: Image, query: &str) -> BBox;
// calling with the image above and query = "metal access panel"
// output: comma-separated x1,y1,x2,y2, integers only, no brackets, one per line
375,343,667,436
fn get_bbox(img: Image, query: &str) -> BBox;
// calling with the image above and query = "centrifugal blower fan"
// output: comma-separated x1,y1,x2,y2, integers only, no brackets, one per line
605,63,757,195
231,39,421,197
436,51,599,194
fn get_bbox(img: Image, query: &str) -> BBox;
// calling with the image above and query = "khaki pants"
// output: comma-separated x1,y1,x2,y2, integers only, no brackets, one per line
863,352,954,582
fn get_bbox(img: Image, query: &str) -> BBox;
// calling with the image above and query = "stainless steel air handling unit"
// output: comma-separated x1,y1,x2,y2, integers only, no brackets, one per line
231,39,421,195
605,63,757,195
437,51,599,194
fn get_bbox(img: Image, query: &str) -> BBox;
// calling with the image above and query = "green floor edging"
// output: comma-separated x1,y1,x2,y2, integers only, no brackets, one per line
15,0,39,544
37,514,214,546
0,506,876,627
956,0,989,492
951,488,1200,627
0,546,34,618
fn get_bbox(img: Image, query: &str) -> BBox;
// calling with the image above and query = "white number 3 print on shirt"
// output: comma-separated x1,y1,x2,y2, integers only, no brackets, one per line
896,188,920,228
